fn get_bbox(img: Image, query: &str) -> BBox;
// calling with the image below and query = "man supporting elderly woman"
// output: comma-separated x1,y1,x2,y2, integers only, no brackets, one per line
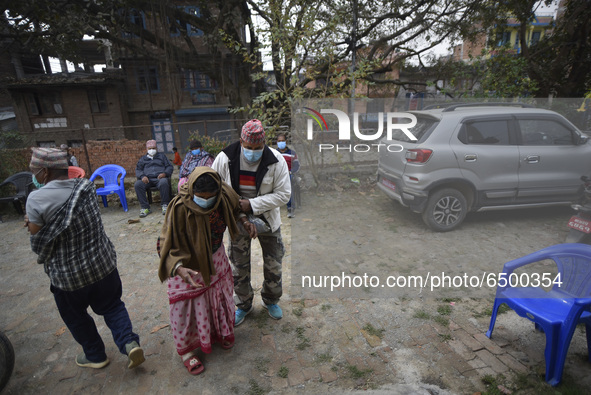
158,119,290,375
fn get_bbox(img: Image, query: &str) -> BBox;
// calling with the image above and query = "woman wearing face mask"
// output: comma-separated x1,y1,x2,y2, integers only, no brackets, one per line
178,140,214,192
158,167,257,375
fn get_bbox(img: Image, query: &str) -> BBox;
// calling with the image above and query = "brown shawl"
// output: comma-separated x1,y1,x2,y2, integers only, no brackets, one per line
158,167,240,285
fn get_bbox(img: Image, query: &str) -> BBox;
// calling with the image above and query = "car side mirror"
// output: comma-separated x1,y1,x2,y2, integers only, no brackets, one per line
578,134,589,145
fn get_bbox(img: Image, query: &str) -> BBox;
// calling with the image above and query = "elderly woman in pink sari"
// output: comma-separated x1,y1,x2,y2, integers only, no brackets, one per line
158,167,256,375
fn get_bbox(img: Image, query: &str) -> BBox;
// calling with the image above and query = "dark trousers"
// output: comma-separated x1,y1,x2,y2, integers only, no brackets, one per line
51,269,139,363
134,177,171,209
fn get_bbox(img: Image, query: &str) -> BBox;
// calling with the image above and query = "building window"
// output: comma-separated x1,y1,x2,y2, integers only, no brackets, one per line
88,89,109,113
531,31,541,45
182,70,217,90
37,141,56,148
122,9,145,38
185,7,203,36
495,31,512,46
168,16,181,36
137,66,160,93
190,91,216,105
26,92,63,116
67,140,83,148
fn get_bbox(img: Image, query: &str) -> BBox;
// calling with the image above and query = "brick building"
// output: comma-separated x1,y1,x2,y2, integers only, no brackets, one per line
2,2,245,154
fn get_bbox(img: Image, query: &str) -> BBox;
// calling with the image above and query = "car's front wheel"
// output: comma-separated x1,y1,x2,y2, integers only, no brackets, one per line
422,188,468,232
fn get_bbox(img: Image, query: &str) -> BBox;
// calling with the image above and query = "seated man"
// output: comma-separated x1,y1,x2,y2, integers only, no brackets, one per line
134,139,173,217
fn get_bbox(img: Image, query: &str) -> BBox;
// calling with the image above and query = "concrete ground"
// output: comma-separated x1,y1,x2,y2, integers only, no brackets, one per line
1,179,591,394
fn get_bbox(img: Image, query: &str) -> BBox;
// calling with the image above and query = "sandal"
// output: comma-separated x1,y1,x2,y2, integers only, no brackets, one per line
221,339,234,350
183,356,205,375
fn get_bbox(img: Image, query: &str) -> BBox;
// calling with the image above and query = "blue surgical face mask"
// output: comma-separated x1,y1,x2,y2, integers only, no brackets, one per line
192,149,201,155
193,195,217,209
32,169,45,189
243,147,263,162
277,141,287,150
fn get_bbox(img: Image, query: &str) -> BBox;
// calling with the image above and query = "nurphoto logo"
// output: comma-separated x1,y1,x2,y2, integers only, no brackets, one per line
302,107,418,153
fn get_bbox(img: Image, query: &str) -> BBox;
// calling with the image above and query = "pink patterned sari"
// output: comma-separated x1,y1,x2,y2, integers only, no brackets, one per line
167,244,235,355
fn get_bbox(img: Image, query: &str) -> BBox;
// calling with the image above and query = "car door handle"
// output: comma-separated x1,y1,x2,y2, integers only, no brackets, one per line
464,154,477,162
525,155,540,164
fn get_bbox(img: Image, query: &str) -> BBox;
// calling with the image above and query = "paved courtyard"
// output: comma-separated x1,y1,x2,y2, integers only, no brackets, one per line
1,176,590,394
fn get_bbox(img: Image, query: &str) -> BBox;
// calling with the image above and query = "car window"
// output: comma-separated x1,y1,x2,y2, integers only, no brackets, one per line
458,120,510,145
518,119,575,145
389,116,438,142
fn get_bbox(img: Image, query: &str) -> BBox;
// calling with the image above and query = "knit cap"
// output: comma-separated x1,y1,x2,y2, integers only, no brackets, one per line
146,140,157,148
241,119,265,144
30,147,69,169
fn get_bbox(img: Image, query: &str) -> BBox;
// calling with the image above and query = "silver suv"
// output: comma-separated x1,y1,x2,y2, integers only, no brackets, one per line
377,103,591,231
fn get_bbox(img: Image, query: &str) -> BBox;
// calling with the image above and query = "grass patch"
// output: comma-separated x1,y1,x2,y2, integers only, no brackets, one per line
481,371,587,395
295,326,310,350
321,304,332,312
254,357,270,373
316,352,333,364
254,311,268,329
278,366,289,378
247,379,268,395
500,373,589,395
474,303,511,319
346,364,373,379
438,333,452,342
437,305,452,316
414,310,430,319
362,323,385,338
281,325,292,334
433,315,449,327
292,306,303,317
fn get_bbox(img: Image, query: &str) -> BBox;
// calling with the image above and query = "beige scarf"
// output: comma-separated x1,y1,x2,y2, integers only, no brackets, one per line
158,167,240,285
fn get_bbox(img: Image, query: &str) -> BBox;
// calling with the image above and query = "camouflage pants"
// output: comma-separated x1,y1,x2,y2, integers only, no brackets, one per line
229,227,284,309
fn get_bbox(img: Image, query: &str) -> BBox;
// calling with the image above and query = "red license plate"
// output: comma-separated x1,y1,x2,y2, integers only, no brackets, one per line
568,216,591,233
381,178,396,192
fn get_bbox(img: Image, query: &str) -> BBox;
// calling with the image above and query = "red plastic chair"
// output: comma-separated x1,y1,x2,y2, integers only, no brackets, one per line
68,166,85,179
486,243,591,386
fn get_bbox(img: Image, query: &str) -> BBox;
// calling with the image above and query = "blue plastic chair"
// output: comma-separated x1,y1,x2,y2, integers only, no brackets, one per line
486,243,591,386
89,164,128,212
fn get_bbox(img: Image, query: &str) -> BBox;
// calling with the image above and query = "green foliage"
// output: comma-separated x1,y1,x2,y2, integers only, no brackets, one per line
188,133,228,158
480,47,538,98
0,148,30,182
0,130,31,149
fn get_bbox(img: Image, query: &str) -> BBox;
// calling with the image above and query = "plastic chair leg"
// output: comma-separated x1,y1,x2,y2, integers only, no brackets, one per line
12,199,24,215
542,324,560,386
118,192,128,212
586,324,591,362
101,195,108,208
486,299,503,338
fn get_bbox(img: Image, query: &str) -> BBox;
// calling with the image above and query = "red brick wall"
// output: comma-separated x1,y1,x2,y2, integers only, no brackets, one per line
73,140,173,180
10,140,173,182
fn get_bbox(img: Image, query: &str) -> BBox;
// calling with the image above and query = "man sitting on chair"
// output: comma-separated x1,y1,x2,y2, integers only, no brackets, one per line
134,140,173,217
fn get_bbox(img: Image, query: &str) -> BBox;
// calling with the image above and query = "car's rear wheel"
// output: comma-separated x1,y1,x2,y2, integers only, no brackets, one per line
422,188,468,232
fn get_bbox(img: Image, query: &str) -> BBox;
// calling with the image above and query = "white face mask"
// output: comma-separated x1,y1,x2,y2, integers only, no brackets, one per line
147,149,157,156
